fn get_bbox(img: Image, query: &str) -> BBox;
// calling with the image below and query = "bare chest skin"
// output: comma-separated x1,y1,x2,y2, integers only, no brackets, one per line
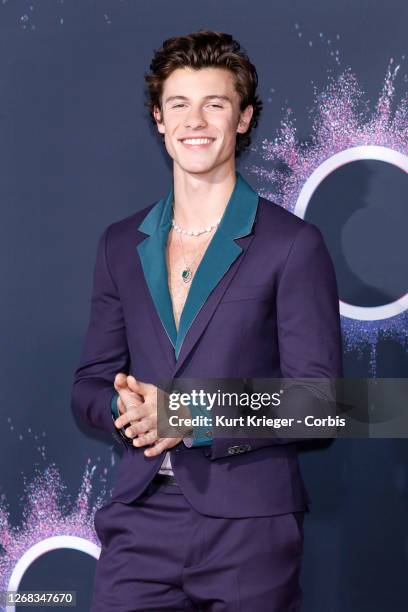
166,228,214,331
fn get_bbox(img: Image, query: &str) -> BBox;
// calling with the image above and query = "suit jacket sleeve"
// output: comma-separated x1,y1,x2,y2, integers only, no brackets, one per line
71,225,131,436
208,222,343,460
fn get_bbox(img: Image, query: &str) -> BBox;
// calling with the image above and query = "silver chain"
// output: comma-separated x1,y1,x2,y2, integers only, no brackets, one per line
176,228,214,284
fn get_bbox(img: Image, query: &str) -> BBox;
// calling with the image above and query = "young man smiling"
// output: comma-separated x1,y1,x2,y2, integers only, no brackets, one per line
72,30,342,611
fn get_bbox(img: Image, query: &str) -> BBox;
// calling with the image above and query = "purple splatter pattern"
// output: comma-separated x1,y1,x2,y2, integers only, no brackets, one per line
0,459,108,600
247,59,408,375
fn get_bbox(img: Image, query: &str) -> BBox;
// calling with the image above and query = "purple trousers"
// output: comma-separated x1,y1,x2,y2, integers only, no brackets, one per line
92,478,305,611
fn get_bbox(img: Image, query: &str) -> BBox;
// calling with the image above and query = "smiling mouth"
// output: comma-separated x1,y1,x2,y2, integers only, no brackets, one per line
180,137,215,146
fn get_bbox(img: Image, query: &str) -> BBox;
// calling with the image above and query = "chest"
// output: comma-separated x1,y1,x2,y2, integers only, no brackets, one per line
166,230,211,330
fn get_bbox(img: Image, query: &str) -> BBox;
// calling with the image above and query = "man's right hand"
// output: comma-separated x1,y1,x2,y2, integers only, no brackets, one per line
113,372,144,438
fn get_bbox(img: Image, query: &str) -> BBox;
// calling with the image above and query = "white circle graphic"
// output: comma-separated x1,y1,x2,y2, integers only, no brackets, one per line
6,536,100,612
294,145,408,320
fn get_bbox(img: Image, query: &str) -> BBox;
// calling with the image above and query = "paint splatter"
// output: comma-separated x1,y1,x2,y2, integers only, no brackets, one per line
0,459,111,596
247,60,408,374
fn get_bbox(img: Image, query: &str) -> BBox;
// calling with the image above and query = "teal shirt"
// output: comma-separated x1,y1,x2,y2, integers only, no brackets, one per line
111,171,259,447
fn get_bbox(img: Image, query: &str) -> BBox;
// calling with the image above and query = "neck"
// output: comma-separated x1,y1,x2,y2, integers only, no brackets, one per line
172,162,237,230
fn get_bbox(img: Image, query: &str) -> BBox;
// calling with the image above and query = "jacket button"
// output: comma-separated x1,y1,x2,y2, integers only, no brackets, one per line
228,444,252,455
228,446,239,455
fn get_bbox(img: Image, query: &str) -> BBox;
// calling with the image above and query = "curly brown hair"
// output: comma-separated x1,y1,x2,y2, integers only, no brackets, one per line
144,29,262,157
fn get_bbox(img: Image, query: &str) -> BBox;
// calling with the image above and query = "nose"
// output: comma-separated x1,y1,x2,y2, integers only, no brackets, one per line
184,106,207,129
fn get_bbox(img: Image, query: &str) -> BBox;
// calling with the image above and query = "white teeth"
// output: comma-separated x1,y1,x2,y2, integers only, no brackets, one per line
182,138,213,145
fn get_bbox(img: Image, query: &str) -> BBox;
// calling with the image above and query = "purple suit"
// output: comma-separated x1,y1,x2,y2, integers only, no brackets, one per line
71,172,342,610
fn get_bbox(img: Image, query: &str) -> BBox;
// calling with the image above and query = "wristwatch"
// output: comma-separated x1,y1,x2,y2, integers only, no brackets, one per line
111,391,133,446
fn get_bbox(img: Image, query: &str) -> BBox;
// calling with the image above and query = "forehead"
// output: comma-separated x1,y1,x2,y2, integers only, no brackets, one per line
162,67,237,99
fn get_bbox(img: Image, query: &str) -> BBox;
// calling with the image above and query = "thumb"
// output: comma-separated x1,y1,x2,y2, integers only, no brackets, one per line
114,372,128,392
127,375,145,396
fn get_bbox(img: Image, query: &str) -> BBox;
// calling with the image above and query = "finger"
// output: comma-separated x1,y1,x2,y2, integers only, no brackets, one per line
123,421,141,438
127,376,144,395
130,417,153,436
115,405,147,428
114,373,128,392
127,377,157,399
125,418,150,437
144,438,169,457
132,429,158,448
122,396,144,412
123,415,149,438
124,399,156,420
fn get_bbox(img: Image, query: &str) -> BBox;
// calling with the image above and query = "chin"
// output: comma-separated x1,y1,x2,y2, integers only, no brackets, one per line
177,159,218,175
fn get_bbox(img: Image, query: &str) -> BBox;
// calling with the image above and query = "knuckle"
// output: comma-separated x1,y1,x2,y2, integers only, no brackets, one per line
138,419,145,432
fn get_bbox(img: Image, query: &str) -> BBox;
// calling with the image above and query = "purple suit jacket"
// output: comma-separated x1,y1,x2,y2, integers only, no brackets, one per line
71,174,343,518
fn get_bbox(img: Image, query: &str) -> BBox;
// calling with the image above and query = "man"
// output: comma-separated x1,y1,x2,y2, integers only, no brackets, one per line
71,29,342,611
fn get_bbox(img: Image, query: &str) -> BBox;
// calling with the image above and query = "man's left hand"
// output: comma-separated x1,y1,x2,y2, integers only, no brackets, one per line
114,375,183,457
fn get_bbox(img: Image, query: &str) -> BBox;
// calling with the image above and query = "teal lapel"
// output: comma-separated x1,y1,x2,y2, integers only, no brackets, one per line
136,190,177,348
136,171,259,360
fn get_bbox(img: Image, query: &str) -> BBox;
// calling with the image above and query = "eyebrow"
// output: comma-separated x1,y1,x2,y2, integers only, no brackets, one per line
164,94,232,104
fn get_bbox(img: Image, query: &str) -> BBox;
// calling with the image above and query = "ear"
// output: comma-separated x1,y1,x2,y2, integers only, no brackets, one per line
153,104,165,135
237,105,254,134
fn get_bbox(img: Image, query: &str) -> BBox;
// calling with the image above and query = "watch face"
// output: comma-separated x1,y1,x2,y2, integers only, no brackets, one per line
111,413,131,447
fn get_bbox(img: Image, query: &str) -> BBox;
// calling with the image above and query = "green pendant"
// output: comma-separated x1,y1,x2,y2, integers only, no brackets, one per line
182,268,192,283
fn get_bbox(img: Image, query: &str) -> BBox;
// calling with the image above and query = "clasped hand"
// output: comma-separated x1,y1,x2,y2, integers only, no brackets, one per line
113,373,183,457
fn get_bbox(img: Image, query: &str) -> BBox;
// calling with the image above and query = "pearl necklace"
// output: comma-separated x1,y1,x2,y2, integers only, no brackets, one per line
172,217,221,237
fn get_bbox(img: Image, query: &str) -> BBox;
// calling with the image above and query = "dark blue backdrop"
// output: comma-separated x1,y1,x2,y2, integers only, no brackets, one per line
1,1,407,610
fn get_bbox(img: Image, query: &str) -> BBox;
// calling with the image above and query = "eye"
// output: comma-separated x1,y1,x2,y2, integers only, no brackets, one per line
208,104,223,108
172,103,186,108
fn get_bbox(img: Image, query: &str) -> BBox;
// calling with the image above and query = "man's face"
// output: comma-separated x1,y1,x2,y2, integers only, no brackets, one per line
153,67,253,175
